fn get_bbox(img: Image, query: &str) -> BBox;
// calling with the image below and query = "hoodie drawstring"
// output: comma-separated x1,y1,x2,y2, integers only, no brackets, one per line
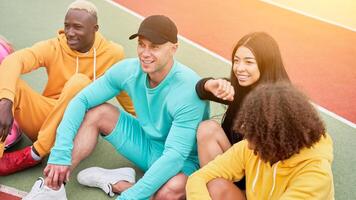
76,56,79,74
269,161,280,198
93,48,96,81
252,159,280,198
75,47,97,81
252,159,261,193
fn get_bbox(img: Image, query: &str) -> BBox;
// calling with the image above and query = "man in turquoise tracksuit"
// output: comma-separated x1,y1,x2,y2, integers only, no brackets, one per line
24,15,209,200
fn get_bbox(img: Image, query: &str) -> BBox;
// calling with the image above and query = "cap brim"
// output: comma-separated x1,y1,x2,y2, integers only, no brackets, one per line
128,31,168,44
129,33,139,40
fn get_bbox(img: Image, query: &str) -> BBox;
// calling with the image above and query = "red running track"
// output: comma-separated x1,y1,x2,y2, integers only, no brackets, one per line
114,0,356,123
0,192,21,200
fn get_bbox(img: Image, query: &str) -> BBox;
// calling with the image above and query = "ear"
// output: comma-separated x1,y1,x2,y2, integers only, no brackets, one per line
171,43,178,53
94,24,99,32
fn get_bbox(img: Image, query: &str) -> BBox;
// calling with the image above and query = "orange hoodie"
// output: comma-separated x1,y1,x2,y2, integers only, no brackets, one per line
0,30,125,101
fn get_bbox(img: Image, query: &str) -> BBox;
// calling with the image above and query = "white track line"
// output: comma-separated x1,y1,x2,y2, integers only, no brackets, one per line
312,104,356,129
0,184,27,198
260,0,356,32
104,0,356,129
103,0,229,64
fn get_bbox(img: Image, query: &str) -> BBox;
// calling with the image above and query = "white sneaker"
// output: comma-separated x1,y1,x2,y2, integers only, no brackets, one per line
22,177,67,200
77,167,135,197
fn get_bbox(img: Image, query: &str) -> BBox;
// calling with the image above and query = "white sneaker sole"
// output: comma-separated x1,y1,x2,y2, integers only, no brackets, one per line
77,167,135,196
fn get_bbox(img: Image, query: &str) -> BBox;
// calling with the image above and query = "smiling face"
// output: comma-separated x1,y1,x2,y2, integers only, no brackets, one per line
137,36,177,77
232,46,260,87
64,9,98,53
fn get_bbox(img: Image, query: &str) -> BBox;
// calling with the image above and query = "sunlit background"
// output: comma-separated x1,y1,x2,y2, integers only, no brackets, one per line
264,0,356,30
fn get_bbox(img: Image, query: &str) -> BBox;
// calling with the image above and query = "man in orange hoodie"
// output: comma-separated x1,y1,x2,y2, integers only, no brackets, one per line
0,0,134,175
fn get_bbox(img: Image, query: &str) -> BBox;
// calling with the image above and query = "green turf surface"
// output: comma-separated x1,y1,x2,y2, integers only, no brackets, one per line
1,0,355,199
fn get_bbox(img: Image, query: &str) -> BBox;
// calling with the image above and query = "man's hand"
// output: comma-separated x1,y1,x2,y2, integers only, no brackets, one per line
0,98,13,142
204,79,235,101
44,164,71,190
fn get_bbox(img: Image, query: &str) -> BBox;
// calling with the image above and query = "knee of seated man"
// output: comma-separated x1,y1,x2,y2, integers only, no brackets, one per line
207,178,231,196
85,103,119,134
154,188,184,200
155,174,187,200
63,73,91,94
86,103,116,121
197,120,221,141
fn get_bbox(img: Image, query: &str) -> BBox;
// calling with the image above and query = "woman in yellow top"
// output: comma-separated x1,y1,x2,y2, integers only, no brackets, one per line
186,83,334,200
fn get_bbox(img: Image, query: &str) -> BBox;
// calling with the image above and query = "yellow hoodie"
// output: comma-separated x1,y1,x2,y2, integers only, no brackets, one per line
0,30,132,109
186,134,334,200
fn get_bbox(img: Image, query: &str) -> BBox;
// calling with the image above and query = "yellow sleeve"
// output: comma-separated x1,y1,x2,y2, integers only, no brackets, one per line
186,140,247,200
280,159,334,200
0,40,51,101
115,91,136,116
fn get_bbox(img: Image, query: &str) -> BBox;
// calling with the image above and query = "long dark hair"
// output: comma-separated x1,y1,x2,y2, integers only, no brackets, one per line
222,32,291,143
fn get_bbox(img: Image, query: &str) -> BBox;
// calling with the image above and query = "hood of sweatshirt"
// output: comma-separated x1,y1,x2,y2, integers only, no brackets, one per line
281,134,333,167
41,30,122,98
250,134,333,198
58,30,110,57
57,30,111,81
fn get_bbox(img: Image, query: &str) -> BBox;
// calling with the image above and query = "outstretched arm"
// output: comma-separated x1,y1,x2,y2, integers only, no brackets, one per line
45,63,129,188
0,41,51,144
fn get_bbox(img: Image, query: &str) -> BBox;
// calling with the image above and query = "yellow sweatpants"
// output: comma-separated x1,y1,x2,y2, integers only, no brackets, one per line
0,74,135,157
12,74,92,157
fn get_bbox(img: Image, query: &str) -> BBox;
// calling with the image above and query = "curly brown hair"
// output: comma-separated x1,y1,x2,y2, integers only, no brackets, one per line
233,83,326,163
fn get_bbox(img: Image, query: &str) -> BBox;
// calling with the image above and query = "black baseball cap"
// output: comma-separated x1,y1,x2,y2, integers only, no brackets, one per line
129,15,178,44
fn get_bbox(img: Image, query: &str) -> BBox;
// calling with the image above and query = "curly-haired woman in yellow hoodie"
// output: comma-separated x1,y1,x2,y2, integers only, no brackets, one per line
186,83,334,200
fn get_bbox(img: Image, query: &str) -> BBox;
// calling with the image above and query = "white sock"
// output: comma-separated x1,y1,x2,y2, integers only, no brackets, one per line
31,146,41,161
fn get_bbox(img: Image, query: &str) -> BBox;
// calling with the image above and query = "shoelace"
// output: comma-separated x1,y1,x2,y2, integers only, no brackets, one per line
26,180,45,198
96,181,114,197
107,184,114,197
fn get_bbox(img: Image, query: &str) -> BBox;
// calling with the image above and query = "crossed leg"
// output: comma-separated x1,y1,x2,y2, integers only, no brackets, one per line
46,103,188,199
